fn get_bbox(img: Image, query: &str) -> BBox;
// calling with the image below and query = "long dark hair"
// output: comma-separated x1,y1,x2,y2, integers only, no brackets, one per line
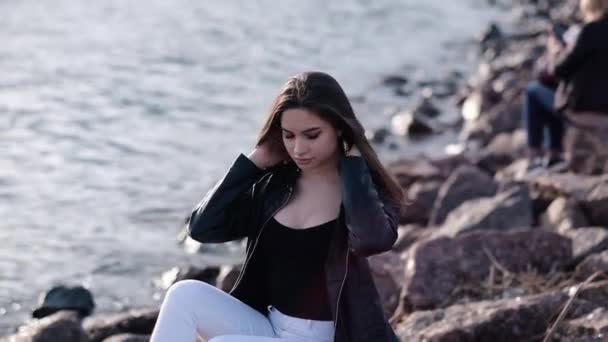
256,71,404,209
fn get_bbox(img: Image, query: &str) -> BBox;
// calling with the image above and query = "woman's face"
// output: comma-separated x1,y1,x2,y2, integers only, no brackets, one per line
580,0,604,22
280,108,341,170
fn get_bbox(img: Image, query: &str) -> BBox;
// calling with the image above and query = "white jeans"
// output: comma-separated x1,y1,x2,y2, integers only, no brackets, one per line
150,280,335,342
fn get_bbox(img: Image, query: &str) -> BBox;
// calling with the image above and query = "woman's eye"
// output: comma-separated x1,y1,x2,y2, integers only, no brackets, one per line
283,135,294,140
306,134,319,140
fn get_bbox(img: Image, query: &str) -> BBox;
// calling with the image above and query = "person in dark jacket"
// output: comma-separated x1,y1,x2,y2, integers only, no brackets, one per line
521,0,608,172
150,71,404,342
552,0,608,118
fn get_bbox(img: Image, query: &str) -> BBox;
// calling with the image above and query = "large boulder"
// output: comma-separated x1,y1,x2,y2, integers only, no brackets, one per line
581,184,608,227
369,251,406,318
393,225,432,253
461,100,522,146
561,308,608,340
395,292,567,342
530,173,603,202
396,280,608,342
84,308,158,342
7,311,87,342
401,181,442,225
429,165,498,226
528,173,608,227
390,109,436,136
401,229,572,311
388,160,444,189
564,123,608,175
576,251,608,280
475,129,527,174
542,196,590,232
102,334,150,342
157,265,220,290
560,227,608,267
388,156,466,190
436,185,533,237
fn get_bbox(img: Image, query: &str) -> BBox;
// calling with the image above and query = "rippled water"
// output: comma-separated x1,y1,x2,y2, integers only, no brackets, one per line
0,0,500,334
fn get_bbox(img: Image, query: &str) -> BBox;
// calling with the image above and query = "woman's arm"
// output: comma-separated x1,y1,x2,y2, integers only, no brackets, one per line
188,154,265,243
339,155,399,257
553,24,596,80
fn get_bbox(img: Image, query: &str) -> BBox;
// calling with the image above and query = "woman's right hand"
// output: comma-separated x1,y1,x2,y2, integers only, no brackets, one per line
247,140,286,170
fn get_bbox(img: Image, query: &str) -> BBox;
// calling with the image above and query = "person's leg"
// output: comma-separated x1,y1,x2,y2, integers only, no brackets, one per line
523,81,548,158
527,81,566,167
150,280,276,342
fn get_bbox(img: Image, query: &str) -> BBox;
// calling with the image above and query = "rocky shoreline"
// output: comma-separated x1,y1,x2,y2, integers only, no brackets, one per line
6,0,608,341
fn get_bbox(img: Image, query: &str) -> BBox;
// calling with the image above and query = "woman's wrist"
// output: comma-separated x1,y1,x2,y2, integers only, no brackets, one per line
246,150,267,169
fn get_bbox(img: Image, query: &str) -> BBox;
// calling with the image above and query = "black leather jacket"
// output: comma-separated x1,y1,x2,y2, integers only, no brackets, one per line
188,153,400,342
553,16,608,114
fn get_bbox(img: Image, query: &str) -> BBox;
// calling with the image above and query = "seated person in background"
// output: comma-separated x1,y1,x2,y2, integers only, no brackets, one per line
522,0,608,172
521,31,571,171
550,0,608,128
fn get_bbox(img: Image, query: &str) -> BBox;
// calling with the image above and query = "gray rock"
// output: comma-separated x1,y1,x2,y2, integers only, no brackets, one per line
527,173,608,226
429,165,498,226
32,285,95,319
401,229,571,311
461,100,522,146
530,173,604,202
390,110,435,137
157,266,220,290
393,224,432,253
437,185,532,237
542,197,590,232
411,98,441,119
402,181,442,225
576,250,608,280
388,160,444,189
368,251,405,318
84,308,158,342
581,184,608,227
388,156,467,191
370,127,391,145
381,75,408,87
562,308,608,340
396,292,567,342
8,311,87,342
475,129,527,173
560,227,608,266
102,334,150,342
216,265,242,293
565,123,608,175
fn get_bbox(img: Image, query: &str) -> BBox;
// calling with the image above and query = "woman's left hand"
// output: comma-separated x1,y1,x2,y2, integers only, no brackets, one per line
547,34,563,55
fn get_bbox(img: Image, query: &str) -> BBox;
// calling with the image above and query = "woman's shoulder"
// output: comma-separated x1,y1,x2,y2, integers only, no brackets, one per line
254,161,299,189
580,17,608,39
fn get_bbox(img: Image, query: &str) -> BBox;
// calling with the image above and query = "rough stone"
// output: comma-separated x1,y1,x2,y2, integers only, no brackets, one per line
429,165,498,226
401,229,571,311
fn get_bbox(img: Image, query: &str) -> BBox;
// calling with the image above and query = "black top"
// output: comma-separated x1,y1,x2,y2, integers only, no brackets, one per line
553,16,608,114
258,216,336,321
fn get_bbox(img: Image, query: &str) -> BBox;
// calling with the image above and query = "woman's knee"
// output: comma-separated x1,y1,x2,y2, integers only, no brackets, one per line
163,279,215,305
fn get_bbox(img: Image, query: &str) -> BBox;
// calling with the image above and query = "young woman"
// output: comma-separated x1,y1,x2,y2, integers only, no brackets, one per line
150,71,404,342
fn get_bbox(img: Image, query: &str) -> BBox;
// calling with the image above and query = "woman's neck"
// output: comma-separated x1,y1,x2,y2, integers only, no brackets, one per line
299,160,340,185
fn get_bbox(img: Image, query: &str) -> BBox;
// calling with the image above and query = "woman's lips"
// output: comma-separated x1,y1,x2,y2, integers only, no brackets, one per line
294,158,312,164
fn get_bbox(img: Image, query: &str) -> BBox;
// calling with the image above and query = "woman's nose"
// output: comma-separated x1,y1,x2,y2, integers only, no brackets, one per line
293,138,308,154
